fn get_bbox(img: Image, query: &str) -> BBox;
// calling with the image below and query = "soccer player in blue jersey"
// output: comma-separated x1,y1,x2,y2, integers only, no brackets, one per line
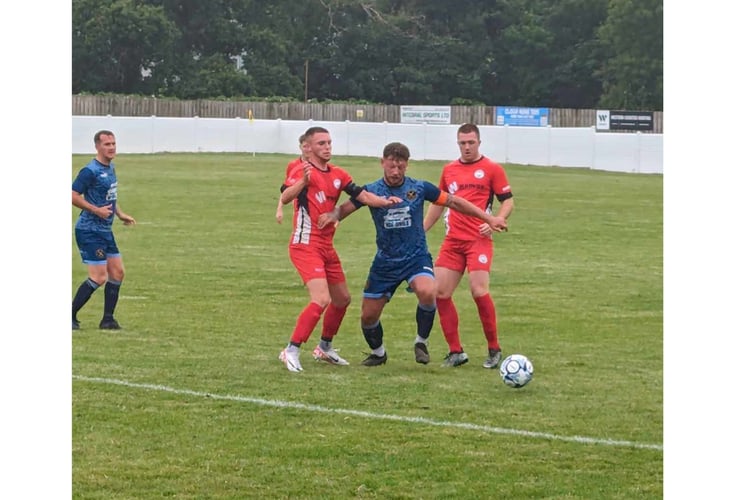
318,142,507,366
72,130,136,330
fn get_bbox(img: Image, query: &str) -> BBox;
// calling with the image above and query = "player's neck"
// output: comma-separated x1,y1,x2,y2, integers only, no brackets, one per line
308,158,329,171
460,154,482,164
96,155,112,166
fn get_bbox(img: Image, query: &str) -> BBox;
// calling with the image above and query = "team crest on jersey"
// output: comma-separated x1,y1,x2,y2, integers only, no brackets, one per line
406,189,417,201
333,179,342,189
95,248,105,259
474,169,485,179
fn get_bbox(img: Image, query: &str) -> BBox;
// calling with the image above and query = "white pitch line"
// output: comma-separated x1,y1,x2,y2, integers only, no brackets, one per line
73,375,662,451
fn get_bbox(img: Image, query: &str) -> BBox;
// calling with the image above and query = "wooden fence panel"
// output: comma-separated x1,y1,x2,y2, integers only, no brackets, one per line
72,96,662,133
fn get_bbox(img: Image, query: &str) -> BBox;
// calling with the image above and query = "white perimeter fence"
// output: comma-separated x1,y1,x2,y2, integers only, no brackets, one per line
72,116,663,174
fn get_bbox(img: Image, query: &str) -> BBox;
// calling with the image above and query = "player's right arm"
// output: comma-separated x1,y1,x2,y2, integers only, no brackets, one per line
279,163,311,205
72,190,112,219
353,189,401,208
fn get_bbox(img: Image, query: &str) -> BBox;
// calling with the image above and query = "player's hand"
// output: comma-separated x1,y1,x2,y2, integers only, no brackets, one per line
317,211,338,229
119,212,136,225
385,196,402,206
95,204,114,219
275,208,284,224
487,217,508,233
302,163,312,184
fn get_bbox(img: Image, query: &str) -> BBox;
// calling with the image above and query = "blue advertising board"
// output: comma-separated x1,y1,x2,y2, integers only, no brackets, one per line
495,106,549,127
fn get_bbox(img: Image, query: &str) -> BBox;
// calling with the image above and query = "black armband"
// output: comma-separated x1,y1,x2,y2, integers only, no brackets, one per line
496,192,513,203
280,184,287,194
343,182,364,198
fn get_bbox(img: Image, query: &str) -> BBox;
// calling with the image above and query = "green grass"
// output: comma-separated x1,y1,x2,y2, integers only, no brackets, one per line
72,153,662,499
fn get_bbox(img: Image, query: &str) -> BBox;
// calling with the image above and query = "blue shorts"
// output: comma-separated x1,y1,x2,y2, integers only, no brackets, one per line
363,253,434,300
75,228,121,265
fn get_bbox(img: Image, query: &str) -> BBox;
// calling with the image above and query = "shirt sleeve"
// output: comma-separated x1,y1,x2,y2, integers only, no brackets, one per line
422,181,443,203
72,167,94,194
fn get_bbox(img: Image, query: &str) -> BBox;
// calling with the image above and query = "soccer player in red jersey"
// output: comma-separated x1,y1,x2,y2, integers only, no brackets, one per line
423,123,514,368
278,126,401,372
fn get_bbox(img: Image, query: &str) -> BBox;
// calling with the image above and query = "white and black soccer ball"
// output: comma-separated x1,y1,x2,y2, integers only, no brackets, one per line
499,354,534,388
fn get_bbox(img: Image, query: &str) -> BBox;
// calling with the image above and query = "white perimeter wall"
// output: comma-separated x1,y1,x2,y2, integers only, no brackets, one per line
72,116,663,174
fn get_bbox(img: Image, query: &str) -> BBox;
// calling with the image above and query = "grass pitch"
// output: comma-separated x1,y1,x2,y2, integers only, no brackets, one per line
72,153,662,498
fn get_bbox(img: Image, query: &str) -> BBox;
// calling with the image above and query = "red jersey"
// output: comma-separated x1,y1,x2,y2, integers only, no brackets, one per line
285,156,305,178
437,155,512,241
284,162,353,247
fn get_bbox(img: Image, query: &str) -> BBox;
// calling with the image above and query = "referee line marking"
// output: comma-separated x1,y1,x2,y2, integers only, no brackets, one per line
73,375,662,451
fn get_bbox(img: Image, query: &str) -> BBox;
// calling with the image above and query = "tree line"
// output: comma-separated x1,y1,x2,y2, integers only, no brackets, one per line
72,0,662,110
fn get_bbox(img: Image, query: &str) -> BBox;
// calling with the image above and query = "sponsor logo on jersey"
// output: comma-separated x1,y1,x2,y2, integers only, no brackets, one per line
448,181,458,194
384,207,411,229
315,191,326,204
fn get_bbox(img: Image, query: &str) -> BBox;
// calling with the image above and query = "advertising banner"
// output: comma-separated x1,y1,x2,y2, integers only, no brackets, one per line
596,110,653,131
495,106,549,127
399,106,451,124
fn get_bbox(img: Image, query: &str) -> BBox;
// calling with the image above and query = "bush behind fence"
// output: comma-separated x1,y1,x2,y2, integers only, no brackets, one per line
72,95,663,134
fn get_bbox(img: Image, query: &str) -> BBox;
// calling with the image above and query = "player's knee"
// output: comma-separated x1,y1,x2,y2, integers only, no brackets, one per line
88,268,108,286
109,269,125,282
334,294,351,309
313,297,331,309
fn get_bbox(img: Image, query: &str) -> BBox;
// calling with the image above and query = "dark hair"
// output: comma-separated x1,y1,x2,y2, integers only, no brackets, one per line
94,130,114,144
303,126,329,140
457,123,480,138
298,133,307,144
382,142,410,160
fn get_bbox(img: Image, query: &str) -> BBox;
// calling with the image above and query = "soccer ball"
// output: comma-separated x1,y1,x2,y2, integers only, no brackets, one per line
499,354,534,388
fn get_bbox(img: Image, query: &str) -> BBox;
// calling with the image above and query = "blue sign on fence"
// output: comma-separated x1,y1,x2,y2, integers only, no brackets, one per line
495,107,549,127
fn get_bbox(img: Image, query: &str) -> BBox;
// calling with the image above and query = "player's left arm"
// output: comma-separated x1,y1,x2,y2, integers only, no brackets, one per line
479,194,513,236
317,200,358,229
275,195,285,224
115,205,136,226
437,191,507,232
496,195,514,221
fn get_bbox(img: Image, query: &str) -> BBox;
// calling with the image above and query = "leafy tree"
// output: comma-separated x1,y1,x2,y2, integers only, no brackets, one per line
72,0,180,94
545,0,609,108
597,0,663,110
71,0,663,109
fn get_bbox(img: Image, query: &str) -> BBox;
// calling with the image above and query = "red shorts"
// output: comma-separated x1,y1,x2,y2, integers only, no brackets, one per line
434,237,494,273
289,244,346,284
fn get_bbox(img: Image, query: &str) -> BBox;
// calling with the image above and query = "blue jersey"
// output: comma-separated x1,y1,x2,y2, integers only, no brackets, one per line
72,158,118,232
353,176,442,266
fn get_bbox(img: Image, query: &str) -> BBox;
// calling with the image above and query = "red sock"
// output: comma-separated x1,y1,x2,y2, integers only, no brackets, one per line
321,303,348,339
436,297,462,352
290,302,325,344
474,294,500,350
